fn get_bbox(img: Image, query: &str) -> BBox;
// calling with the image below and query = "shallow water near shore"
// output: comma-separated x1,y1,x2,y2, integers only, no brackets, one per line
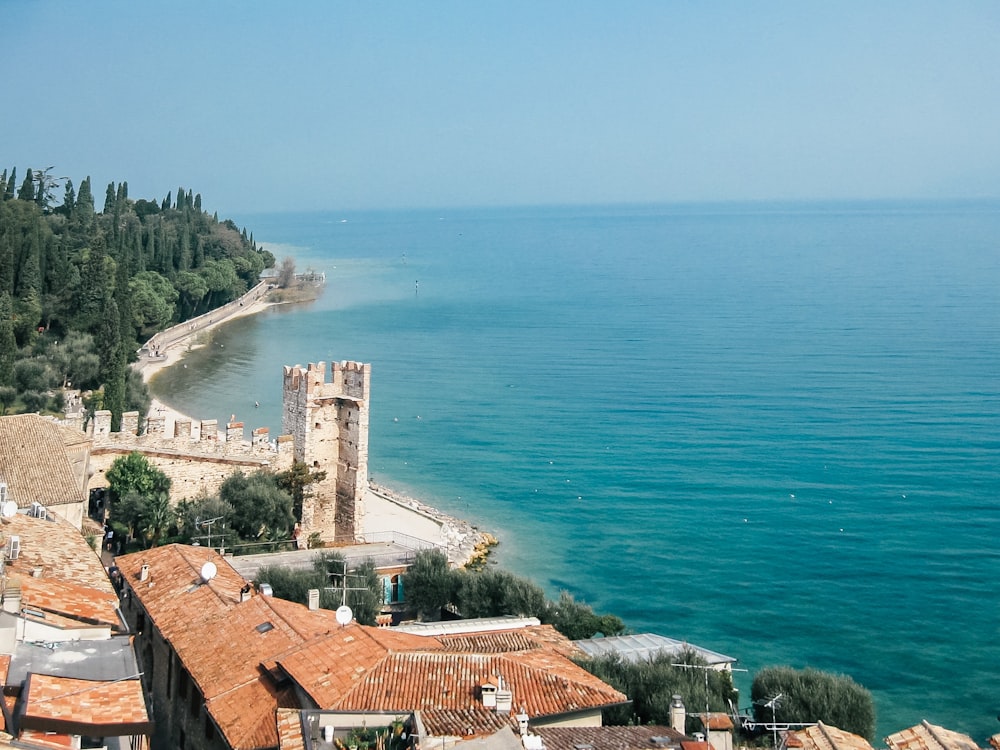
152,201,1000,741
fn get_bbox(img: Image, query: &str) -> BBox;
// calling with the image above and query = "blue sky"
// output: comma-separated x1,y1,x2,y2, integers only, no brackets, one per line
3,1,999,213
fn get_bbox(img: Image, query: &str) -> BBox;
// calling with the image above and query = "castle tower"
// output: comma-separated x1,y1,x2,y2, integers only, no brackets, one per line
282,360,371,543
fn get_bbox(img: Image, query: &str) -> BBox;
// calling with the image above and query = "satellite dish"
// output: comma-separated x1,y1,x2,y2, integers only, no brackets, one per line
200,561,218,582
335,605,353,625
1,501,17,518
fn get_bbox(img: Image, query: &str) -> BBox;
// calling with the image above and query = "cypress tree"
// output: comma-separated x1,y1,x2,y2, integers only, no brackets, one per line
104,182,117,214
5,168,16,200
97,294,126,431
161,191,171,212
60,179,76,218
18,170,35,201
0,292,14,387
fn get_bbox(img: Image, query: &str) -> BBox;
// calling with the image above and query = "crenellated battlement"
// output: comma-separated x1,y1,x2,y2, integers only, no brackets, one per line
85,356,372,544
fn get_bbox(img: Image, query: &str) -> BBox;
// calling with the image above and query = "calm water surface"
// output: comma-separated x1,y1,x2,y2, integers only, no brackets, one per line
152,202,1000,742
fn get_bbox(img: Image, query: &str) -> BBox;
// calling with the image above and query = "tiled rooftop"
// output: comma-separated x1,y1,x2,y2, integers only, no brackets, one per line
437,624,579,657
279,640,627,736
21,673,151,736
533,725,686,750
0,414,88,509
19,576,121,630
788,722,875,750
276,707,307,750
885,721,982,750
122,544,629,748
1,513,113,593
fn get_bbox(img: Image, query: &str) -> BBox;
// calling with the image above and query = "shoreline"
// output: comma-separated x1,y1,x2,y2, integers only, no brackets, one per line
135,293,277,435
134,292,497,566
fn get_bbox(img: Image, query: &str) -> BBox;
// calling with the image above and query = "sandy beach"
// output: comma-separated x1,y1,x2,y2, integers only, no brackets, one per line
134,294,276,435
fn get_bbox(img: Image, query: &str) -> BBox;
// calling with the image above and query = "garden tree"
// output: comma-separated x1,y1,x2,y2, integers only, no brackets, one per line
580,649,738,730
174,494,235,548
542,592,628,641
455,567,548,619
252,551,384,626
402,548,460,621
275,460,327,519
218,470,295,541
105,452,172,547
106,451,172,502
751,667,875,741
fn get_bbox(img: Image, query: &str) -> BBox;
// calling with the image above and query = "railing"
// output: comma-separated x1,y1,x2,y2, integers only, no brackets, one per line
358,530,440,551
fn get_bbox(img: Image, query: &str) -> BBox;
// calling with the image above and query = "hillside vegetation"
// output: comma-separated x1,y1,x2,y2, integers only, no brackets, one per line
0,166,274,427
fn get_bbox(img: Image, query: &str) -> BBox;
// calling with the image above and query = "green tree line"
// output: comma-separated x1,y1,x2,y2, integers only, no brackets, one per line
0,165,275,428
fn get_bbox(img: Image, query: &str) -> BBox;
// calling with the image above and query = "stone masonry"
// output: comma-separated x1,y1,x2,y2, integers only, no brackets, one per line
85,359,371,544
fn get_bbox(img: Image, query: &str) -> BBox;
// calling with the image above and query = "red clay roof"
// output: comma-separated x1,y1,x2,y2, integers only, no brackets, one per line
278,636,627,736
20,673,151,736
1,514,114,593
534,725,685,750
789,722,874,750
120,545,626,748
885,721,981,750
19,576,121,630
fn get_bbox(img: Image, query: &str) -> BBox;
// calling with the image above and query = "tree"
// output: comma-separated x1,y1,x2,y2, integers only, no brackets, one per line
276,460,327,519
402,548,458,621
276,256,296,288
219,470,295,541
750,667,875,741
542,591,627,641
455,566,548,619
581,649,737,729
106,451,171,502
0,292,14,386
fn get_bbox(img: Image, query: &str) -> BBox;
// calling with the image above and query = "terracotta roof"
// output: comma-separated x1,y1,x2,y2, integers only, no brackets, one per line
0,513,113,593
18,576,121,630
20,673,151,736
276,708,306,750
116,545,343,749
699,713,734,731
279,643,627,735
788,722,875,750
885,722,982,750
534,725,685,750
438,624,577,656
122,546,626,748
0,414,88,509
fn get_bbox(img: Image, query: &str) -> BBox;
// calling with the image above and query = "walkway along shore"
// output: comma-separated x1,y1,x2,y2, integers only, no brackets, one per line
131,284,498,567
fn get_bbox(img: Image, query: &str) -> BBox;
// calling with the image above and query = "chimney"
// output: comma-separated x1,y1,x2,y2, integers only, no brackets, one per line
670,694,686,735
516,708,529,736
308,588,319,610
240,584,252,603
139,564,150,582
495,674,513,714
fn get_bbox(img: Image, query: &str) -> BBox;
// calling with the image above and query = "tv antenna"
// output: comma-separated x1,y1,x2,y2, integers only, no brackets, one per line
193,516,225,550
763,694,783,749
323,559,373,624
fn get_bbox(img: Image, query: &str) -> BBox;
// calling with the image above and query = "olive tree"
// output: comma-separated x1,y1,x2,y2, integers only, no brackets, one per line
751,667,875,740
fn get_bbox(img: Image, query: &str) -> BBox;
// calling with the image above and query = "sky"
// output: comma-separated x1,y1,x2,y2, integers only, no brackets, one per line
3,1,1000,214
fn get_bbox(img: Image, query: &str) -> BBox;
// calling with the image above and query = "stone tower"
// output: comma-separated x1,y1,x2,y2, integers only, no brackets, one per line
282,360,371,543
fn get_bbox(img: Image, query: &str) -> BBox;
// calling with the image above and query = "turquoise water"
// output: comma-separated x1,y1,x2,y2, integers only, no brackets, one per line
152,202,1000,742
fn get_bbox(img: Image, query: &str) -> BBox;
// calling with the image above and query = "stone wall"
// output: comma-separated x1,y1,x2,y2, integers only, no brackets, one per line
87,359,371,545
